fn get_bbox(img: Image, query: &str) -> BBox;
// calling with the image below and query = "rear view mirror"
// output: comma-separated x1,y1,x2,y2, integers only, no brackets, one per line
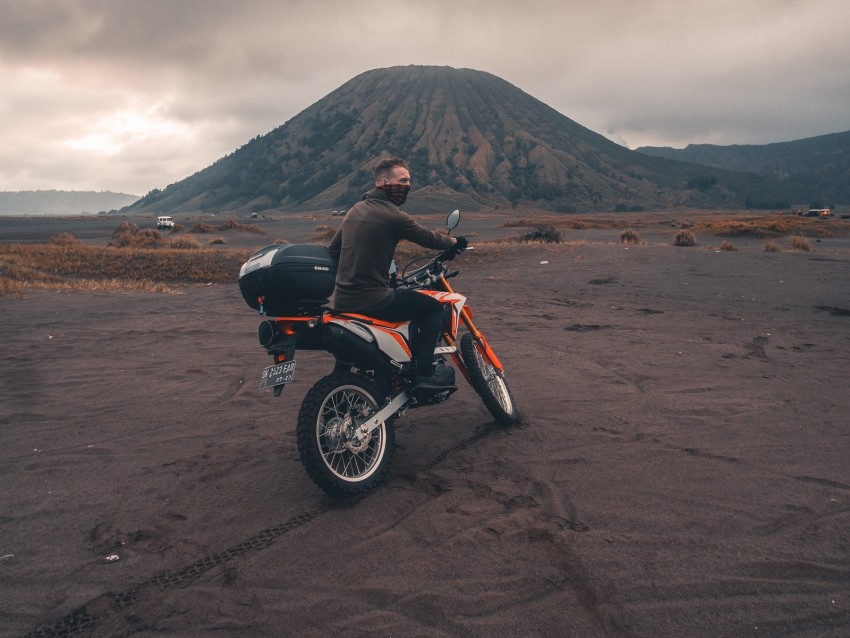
446,209,460,231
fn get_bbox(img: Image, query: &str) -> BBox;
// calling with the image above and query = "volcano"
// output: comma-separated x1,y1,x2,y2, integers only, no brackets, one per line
126,65,784,215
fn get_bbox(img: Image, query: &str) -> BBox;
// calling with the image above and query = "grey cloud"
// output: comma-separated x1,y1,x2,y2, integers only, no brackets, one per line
1,0,848,192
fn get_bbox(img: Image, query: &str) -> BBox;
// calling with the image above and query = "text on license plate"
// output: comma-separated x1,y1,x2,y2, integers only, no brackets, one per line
260,360,296,389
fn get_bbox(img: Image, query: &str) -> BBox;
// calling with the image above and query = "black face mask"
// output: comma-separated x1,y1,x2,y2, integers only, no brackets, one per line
379,183,411,206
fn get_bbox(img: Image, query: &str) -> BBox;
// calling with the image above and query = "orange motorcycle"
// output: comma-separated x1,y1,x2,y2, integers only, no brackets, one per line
239,211,517,496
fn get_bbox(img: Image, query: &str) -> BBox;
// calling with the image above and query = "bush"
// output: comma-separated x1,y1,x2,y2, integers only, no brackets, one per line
50,232,81,246
718,240,738,251
169,236,202,250
208,237,227,245
763,242,781,253
788,235,811,251
619,229,640,245
673,229,696,247
522,224,562,243
110,222,163,248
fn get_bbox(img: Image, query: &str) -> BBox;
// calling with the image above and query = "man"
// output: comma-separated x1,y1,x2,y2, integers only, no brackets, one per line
328,157,467,391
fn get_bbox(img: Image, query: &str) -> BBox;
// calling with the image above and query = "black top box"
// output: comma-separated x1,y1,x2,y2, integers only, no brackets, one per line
238,244,336,315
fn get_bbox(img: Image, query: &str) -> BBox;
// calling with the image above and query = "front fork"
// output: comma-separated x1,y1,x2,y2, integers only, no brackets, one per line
435,274,504,380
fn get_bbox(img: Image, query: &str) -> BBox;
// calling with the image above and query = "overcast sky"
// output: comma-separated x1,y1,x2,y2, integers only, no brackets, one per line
2,0,848,195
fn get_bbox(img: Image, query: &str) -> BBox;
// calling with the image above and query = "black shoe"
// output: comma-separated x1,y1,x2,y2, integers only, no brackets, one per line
414,364,456,391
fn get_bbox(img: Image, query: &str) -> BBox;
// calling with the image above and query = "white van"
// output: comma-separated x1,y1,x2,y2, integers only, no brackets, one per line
157,216,175,229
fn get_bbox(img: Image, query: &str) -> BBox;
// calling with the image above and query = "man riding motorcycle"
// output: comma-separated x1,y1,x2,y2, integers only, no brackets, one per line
327,157,467,391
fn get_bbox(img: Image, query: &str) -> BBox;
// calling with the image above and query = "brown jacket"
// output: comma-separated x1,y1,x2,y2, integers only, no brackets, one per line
327,188,455,312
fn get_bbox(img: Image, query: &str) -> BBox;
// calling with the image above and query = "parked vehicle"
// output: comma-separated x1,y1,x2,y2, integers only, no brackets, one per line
156,216,175,229
238,210,517,496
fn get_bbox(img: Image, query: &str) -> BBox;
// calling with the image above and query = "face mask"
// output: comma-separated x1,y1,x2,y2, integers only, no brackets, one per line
379,183,411,206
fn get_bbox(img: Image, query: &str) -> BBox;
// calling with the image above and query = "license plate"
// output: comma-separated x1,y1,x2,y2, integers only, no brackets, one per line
259,360,296,389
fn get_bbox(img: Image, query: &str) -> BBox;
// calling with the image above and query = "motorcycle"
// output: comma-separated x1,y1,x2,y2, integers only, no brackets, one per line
241,210,517,497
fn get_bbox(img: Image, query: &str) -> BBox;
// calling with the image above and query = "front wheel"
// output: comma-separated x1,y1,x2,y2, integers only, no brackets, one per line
459,333,518,426
296,372,395,497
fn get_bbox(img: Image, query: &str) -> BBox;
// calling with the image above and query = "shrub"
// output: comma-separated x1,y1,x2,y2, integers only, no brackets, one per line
522,224,562,243
673,229,696,247
169,236,202,250
218,219,265,234
208,237,227,245
763,242,781,252
788,235,811,251
718,240,738,251
110,222,163,248
51,232,81,246
619,229,640,245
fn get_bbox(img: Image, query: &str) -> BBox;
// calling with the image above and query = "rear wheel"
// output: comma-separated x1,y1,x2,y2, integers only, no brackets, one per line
460,333,518,426
296,372,394,497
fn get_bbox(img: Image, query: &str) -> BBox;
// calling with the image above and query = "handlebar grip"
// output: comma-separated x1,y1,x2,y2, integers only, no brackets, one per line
438,247,457,262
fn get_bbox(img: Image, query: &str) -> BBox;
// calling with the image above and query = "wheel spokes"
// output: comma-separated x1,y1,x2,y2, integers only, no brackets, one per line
317,387,382,479
474,343,512,412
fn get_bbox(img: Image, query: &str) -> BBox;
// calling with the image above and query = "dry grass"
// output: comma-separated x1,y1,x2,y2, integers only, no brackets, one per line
169,236,203,250
673,229,697,247
500,211,850,240
788,235,812,251
692,215,849,238
763,241,781,253
1,276,180,296
718,240,738,251
189,219,266,234
51,232,82,246
0,242,252,295
110,222,164,247
504,217,593,231
620,229,641,244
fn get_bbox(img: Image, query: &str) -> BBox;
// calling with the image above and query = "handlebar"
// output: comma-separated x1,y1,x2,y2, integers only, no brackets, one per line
395,243,470,289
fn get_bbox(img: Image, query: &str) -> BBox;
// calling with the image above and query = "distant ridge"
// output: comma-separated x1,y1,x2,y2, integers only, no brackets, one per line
0,190,140,215
637,130,850,204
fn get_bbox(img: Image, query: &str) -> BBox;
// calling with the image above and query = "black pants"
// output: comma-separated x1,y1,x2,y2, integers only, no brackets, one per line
361,289,443,375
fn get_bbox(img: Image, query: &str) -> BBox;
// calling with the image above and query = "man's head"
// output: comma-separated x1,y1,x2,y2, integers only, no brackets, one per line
374,157,410,186
374,157,411,206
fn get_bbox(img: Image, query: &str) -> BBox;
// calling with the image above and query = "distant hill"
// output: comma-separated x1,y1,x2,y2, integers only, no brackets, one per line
637,130,850,205
126,66,791,215
0,190,140,215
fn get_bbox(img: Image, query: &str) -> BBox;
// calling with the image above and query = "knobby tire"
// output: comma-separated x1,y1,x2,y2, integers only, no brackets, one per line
296,372,395,497
459,333,518,426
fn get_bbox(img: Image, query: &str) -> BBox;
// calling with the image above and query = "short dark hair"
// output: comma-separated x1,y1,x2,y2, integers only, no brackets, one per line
374,157,407,182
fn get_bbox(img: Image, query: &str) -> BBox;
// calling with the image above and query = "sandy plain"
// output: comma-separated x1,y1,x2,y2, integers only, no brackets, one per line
1,211,849,637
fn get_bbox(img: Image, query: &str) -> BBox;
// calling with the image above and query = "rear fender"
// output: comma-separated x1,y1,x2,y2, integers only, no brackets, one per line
323,322,394,373
327,316,412,364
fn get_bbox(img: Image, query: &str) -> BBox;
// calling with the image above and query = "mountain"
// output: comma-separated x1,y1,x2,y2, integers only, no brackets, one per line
126,66,788,215
637,130,850,205
0,190,140,215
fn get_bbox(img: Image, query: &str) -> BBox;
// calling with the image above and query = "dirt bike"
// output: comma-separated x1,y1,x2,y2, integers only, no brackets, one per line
240,210,517,497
